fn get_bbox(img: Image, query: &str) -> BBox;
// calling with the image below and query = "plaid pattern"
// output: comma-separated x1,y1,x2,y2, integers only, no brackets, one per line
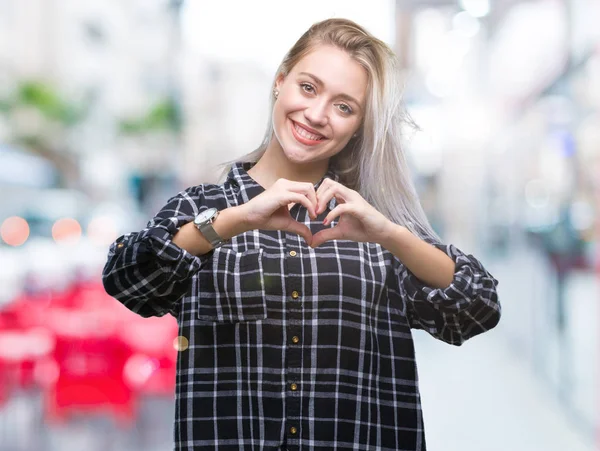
102,161,501,450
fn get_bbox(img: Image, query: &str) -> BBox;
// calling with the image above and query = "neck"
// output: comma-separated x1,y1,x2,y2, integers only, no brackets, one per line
248,135,329,189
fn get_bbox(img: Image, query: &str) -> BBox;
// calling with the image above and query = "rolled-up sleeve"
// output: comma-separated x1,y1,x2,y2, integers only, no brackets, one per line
102,186,212,318
393,242,501,346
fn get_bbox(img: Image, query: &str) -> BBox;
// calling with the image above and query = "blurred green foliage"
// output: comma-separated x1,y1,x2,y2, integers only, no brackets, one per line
119,98,181,135
0,80,87,187
0,98,10,113
0,80,86,125
18,81,84,125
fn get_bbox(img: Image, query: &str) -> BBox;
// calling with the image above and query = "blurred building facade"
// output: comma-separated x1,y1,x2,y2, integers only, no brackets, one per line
395,0,599,440
0,0,184,212
180,59,271,186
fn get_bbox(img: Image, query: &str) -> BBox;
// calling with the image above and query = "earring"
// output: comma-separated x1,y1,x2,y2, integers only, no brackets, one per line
353,133,358,138
273,89,279,99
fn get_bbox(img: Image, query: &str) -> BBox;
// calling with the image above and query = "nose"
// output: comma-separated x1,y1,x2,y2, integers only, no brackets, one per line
303,99,328,127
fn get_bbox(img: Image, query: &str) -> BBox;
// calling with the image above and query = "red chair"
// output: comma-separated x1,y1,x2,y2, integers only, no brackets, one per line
50,279,104,309
0,339,11,407
43,308,136,426
0,326,55,391
120,316,178,396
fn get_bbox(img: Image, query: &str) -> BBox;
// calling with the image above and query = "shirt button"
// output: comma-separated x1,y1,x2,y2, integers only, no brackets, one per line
291,291,300,299
289,250,297,257
289,426,297,435
290,383,298,391
291,336,300,344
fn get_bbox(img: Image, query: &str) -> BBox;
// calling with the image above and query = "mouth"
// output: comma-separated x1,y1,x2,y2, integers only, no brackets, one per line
290,120,327,146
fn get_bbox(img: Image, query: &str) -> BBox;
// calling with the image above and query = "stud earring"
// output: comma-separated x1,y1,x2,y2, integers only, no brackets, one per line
273,89,279,99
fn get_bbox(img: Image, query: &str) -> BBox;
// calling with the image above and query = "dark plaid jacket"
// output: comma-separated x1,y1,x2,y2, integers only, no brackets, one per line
102,161,501,450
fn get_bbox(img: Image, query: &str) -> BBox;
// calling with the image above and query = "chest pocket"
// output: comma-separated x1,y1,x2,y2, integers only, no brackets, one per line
316,242,388,299
308,241,391,328
196,247,267,323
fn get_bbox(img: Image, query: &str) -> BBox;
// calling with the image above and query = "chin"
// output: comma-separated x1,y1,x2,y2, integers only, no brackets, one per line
283,147,315,164
278,135,315,160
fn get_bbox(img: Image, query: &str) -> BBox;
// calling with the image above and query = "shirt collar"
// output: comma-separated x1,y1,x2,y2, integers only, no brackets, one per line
226,161,340,191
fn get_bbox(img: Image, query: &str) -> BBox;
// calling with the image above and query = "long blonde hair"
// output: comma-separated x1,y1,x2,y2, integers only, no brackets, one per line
217,18,441,243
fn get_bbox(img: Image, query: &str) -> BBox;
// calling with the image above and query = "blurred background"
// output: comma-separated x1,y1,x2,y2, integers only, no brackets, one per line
0,0,598,450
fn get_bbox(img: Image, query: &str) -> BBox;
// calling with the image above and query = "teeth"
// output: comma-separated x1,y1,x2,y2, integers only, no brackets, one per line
294,123,324,141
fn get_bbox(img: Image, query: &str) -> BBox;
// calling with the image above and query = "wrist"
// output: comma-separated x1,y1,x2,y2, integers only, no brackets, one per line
377,221,406,249
234,204,255,232
212,206,251,240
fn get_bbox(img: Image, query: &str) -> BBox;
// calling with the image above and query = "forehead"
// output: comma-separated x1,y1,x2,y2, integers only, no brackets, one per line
291,45,368,104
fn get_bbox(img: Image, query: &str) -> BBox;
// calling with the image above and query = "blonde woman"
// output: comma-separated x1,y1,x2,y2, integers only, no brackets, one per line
103,18,500,451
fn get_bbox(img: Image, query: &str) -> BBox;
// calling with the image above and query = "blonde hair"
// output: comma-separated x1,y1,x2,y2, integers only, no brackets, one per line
217,18,441,243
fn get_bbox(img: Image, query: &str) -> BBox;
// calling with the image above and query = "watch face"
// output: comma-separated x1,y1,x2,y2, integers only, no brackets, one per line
194,207,218,225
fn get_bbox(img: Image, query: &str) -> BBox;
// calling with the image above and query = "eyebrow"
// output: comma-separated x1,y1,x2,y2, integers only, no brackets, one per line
298,72,362,109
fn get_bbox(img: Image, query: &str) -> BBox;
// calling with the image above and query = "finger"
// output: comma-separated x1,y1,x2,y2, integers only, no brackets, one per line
301,182,318,217
317,182,352,215
315,179,331,209
283,221,313,246
323,203,352,226
287,182,318,218
316,185,335,215
287,191,317,219
310,226,342,248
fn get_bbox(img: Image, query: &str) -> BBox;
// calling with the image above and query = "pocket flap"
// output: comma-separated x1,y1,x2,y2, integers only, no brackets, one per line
197,247,266,323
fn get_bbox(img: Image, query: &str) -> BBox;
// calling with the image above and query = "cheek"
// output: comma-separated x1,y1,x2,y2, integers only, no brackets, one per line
272,102,287,129
273,96,302,130
272,102,293,143
274,94,293,118
281,89,310,111
333,119,360,139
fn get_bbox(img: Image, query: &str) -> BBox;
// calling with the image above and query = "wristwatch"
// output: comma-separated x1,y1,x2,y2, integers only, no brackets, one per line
193,207,230,249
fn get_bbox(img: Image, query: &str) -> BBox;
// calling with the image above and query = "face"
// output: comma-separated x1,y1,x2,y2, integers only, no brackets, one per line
272,45,368,165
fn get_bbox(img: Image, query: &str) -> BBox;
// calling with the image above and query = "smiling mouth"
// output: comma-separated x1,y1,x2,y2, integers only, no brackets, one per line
290,120,327,145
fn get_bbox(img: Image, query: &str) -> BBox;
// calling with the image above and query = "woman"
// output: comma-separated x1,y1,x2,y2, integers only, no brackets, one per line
103,18,500,451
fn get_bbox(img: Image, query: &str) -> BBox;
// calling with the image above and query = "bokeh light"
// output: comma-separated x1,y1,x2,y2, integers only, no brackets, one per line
173,336,189,352
52,217,82,243
0,216,30,246
87,215,118,246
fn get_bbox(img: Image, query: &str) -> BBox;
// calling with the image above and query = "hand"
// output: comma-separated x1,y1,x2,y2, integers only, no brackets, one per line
310,178,393,248
240,178,318,246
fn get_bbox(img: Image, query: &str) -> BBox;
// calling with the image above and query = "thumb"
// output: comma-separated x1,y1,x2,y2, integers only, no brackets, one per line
283,221,313,247
310,227,341,248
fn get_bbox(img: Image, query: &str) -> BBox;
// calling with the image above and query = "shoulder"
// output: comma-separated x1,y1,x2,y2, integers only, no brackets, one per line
168,182,229,210
168,182,224,201
165,185,204,205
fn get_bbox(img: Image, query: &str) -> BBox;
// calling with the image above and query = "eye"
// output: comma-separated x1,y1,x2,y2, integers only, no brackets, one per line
336,103,353,115
300,82,315,94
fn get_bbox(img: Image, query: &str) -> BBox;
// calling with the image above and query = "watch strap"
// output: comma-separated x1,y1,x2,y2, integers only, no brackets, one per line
196,210,230,248
199,222,227,247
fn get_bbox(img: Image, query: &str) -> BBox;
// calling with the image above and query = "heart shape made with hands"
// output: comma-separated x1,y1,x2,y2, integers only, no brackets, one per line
291,179,392,249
